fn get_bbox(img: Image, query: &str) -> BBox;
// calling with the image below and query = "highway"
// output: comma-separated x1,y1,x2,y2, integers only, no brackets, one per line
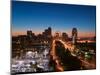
51,39,96,71
51,39,64,71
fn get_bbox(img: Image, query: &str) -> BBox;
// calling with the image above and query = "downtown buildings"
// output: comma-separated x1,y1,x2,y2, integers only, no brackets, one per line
12,27,52,58
12,27,96,73
12,27,95,58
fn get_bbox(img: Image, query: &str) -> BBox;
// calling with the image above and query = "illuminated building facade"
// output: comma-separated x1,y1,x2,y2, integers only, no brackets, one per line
62,32,68,42
27,30,33,38
72,28,78,44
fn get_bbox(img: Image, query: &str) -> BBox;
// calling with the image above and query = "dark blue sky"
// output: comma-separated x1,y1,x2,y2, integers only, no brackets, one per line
12,1,96,37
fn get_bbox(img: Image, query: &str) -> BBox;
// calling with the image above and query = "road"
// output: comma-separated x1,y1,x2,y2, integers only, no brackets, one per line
51,39,64,71
51,39,96,71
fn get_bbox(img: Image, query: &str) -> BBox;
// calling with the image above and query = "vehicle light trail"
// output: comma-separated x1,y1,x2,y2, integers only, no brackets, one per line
51,39,64,71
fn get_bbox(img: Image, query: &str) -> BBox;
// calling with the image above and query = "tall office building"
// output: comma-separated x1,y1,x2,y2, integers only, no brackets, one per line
42,27,52,44
72,28,78,44
27,30,33,38
62,32,68,42
47,27,52,40
44,27,52,37
54,31,61,40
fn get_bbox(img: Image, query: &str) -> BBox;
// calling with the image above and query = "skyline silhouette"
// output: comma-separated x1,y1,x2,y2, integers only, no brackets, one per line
12,1,96,38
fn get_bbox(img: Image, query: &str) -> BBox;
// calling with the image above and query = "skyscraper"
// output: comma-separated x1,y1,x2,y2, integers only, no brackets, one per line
62,32,68,42
48,27,52,36
27,30,33,38
43,27,52,37
54,31,61,39
72,28,78,44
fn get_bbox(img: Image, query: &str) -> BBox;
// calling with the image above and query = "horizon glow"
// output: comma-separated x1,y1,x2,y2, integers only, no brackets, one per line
12,1,96,38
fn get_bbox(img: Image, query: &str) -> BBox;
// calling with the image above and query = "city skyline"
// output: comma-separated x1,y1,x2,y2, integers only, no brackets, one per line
12,27,95,38
12,1,96,38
